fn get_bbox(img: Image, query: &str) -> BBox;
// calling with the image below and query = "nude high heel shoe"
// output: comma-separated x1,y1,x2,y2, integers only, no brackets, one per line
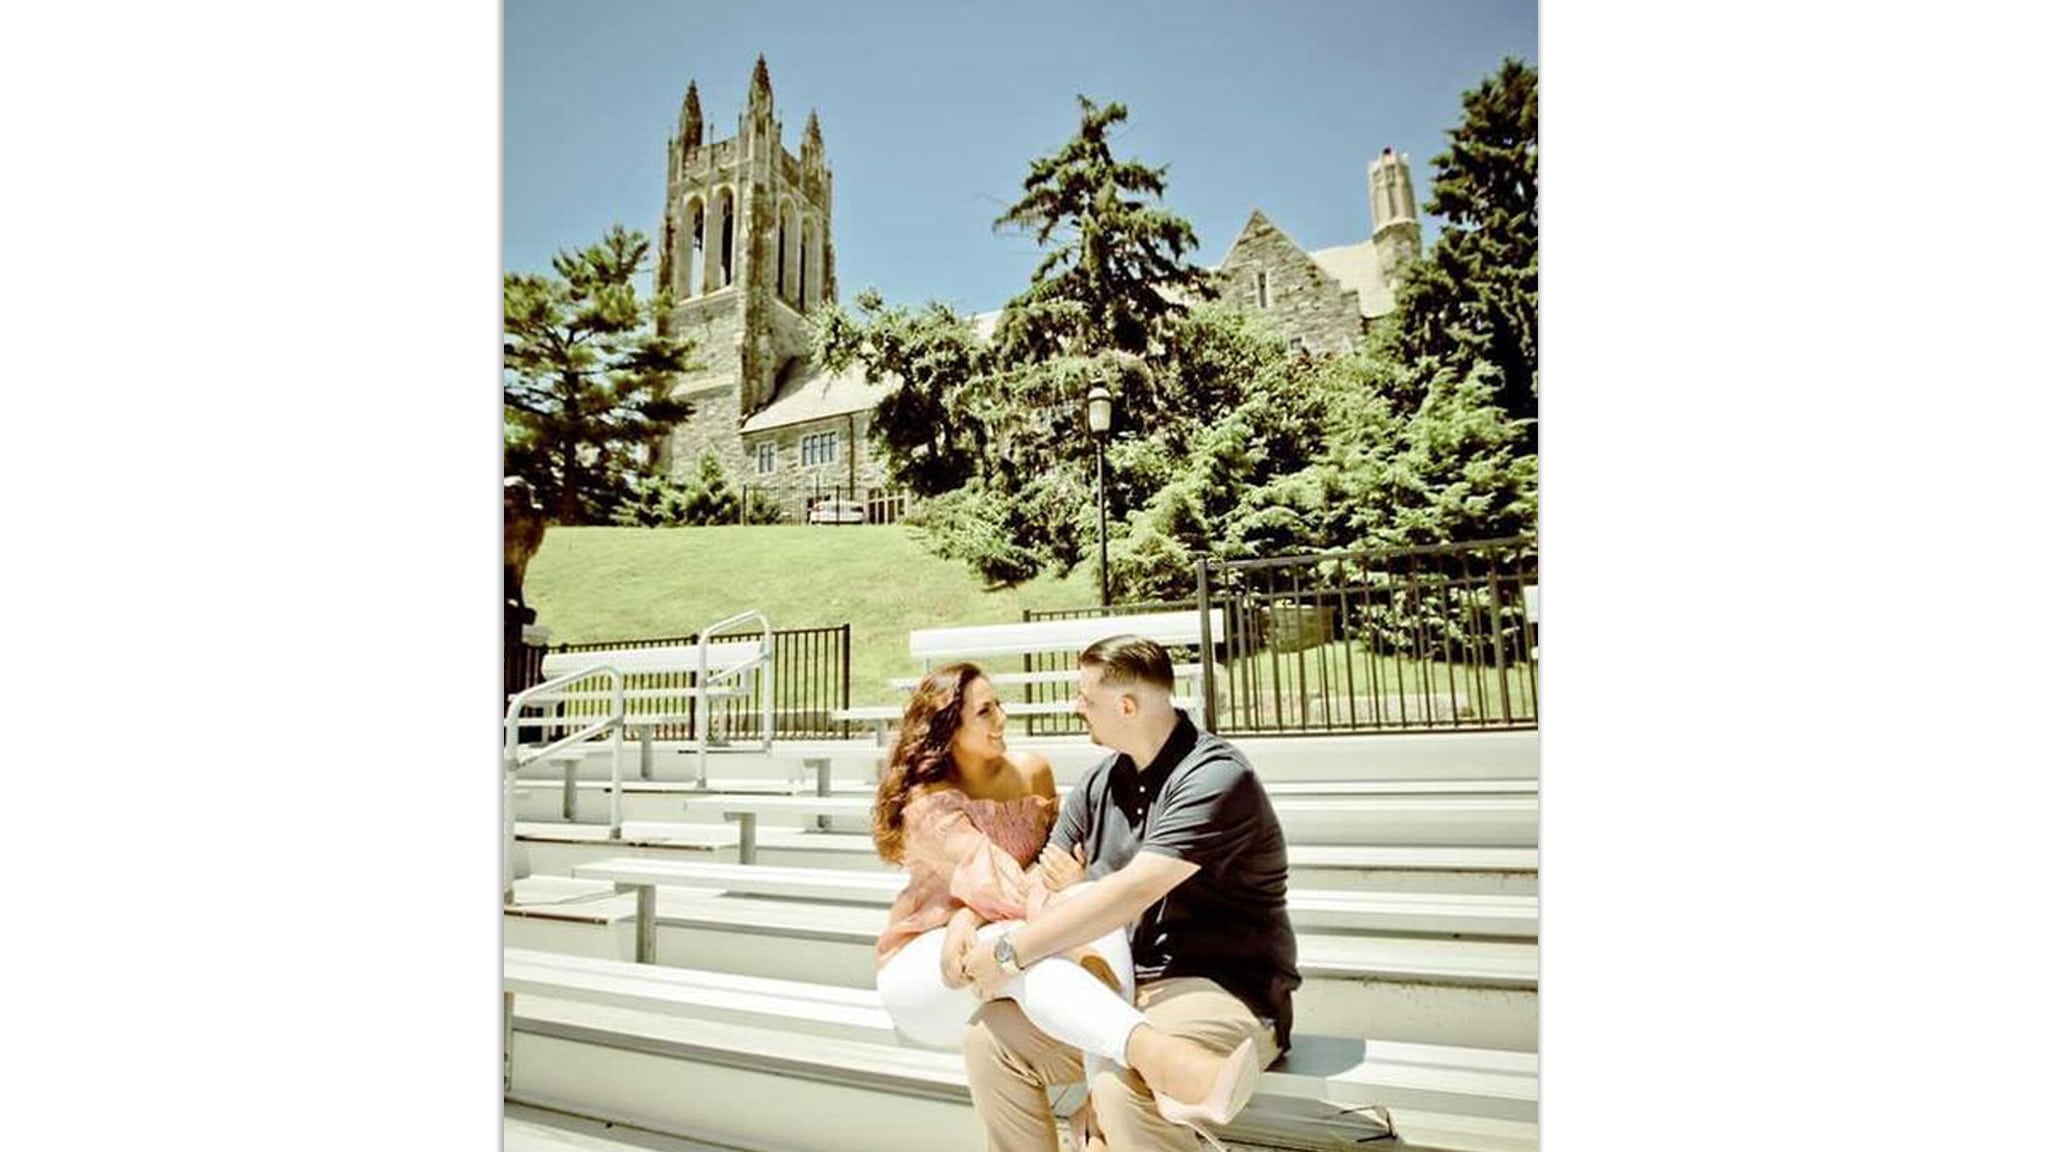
1154,1036,1260,1142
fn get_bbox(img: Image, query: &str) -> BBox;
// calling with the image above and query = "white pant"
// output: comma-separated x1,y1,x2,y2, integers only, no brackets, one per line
877,917,1140,1065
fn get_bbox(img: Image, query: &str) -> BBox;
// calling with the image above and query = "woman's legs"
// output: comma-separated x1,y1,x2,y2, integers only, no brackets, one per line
876,919,1144,1057
876,926,983,1048
976,920,1146,1064
876,892,1253,1113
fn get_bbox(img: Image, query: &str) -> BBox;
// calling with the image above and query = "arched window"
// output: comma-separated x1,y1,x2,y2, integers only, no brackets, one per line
803,219,824,309
797,217,809,310
662,217,677,297
777,201,794,301
716,188,736,290
685,198,705,298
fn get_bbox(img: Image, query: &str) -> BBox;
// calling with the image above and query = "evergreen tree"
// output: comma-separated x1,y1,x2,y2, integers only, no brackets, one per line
814,291,992,499
676,452,740,525
1395,58,1539,427
504,225,697,523
992,96,1214,388
822,97,1219,586
1315,361,1537,551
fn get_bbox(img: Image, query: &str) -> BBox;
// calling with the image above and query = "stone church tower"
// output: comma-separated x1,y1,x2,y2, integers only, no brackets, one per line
655,56,836,482
1368,147,1422,285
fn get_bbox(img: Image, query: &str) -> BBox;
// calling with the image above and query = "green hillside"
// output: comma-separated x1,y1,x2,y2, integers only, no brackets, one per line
522,525,1101,702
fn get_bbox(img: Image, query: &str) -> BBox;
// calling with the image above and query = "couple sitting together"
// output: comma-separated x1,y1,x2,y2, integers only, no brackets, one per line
870,635,1300,1151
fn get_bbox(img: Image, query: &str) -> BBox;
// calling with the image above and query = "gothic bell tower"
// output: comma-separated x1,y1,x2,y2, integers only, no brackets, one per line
655,56,836,480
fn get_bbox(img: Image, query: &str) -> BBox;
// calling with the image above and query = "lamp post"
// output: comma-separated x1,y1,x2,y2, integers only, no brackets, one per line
1085,382,1113,606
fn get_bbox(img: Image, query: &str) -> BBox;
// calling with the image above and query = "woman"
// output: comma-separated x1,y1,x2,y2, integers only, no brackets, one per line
871,663,1260,1139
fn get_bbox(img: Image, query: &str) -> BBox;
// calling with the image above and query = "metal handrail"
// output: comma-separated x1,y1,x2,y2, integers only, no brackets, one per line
503,664,627,899
693,609,775,785
504,663,627,769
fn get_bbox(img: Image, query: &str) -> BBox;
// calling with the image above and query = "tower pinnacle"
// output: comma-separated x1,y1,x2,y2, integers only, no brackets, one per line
747,55,772,117
680,81,703,151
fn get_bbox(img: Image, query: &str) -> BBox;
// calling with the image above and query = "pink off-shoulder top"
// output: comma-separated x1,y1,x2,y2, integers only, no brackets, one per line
875,788,1057,967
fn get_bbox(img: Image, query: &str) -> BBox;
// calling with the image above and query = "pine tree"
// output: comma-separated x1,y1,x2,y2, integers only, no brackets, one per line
992,96,1213,367
1395,58,1539,428
504,225,697,523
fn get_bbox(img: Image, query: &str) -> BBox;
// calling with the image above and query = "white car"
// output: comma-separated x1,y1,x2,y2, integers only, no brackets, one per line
807,498,867,525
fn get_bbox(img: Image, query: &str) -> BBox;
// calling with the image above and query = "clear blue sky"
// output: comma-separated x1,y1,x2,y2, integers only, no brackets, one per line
505,0,1537,315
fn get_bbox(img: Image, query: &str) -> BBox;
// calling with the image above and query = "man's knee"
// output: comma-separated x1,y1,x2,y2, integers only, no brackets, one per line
961,1013,1008,1085
962,1002,1036,1087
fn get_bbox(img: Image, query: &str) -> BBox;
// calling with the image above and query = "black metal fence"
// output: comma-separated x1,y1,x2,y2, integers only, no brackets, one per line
539,623,854,740
1013,541,1537,735
1018,599,1203,737
504,616,548,742
503,540,1532,743
504,625,546,705
1196,538,1537,734
738,482,911,527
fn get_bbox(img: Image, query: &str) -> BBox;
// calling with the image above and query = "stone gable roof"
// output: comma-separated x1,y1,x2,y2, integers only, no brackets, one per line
739,309,1002,435
740,359,889,434
1217,209,1397,321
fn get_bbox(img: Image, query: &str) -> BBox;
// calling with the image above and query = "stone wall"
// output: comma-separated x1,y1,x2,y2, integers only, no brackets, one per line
665,383,745,486
667,290,745,393
1215,212,1362,357
737,411,894,523
741,412,889,493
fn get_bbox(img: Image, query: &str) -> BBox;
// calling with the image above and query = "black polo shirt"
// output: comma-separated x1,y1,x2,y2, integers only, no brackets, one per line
1048,712,1300,1048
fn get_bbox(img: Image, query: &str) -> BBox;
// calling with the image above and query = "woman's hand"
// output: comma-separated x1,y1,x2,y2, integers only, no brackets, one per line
940,908,981,988
1036,843,1087,892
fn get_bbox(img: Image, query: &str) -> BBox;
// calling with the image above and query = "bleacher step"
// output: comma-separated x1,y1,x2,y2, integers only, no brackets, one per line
503,891,1536,1050
511,729,1537,786
564,858,1538,937
510,984,1534,1151
505,1105,754,1152
513,825,1538,894
513,791,1539,847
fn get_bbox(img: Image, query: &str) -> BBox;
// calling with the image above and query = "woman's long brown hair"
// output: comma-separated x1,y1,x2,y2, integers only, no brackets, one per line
872,662,984,865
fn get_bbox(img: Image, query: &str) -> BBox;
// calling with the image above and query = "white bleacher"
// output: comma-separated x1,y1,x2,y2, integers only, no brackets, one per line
885,661,1201,692
530,792,1536,860
908,609,1221,662
506,948,1536,1152
515,609,777,785
833,608,1224,733
503,611,781,894
570,857,1538,939
512,774,1533,813
524,728,1539,786
506,885,1534,1052
504,698,1540,1148
512,822,1540,896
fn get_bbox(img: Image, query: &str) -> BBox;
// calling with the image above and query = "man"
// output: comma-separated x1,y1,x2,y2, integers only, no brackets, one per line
960,634,1299,1150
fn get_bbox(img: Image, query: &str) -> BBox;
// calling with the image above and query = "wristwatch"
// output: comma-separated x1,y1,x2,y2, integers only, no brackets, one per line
993,933,1023,976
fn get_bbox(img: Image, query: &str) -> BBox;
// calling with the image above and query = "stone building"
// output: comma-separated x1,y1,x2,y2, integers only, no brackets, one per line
652,57,891,516
651,62,1422,518
1211,147,1423,355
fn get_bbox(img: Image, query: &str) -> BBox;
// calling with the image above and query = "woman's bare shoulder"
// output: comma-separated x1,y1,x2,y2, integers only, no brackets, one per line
1008,749,1056,798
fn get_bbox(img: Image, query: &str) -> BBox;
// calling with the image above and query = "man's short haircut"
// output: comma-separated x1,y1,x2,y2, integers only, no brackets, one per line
1079,634,1175,693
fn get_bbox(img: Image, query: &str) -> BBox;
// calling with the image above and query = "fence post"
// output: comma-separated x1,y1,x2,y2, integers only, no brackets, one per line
838,623,853,740
1196,556,1219,731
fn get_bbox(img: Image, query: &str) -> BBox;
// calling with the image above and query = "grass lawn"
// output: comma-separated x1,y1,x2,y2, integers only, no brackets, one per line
522,524,1101,703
